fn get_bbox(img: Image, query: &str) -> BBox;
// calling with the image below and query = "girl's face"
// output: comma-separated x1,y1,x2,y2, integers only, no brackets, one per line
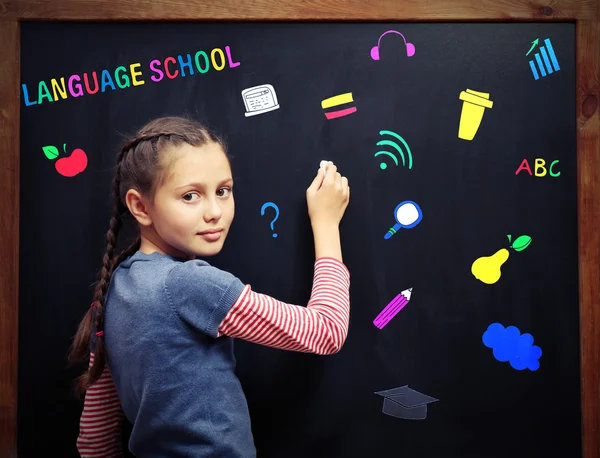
146,142,235,259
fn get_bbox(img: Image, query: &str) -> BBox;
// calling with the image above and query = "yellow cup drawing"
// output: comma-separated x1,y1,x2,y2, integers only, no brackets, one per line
458,89,493,140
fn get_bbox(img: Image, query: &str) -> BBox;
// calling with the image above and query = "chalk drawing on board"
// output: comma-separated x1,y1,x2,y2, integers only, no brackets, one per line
457,89,493,140
482,323,542,371
260,202,279,238
241,84,280,117
370,30,416,61
515,158,561,177
528,38,560,81
471,234,532,284
373,288,412,329
321,92,357,120
525,38,539,56
384,201,422,240
374,130,413,170
374,386,438,420
43,143,88,177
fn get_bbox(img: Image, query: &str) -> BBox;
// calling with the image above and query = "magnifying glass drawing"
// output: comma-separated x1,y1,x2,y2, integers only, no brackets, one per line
384,200,423,240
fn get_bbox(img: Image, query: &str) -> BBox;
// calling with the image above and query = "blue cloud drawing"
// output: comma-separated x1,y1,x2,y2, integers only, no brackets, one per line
482,323,542,371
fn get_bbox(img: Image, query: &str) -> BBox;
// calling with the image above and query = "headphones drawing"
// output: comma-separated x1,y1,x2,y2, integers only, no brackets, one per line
370,30,416,60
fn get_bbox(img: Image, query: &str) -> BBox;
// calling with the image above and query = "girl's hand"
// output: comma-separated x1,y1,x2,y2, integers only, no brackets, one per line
306,162,350,229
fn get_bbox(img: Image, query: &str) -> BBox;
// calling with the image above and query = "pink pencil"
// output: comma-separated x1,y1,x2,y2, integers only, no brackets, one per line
373,288,413,329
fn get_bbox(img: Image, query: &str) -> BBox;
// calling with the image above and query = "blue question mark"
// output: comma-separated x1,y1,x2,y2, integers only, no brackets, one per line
260,202,279,238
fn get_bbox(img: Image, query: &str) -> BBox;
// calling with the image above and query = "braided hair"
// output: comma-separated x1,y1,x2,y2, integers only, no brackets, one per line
69,116,227,396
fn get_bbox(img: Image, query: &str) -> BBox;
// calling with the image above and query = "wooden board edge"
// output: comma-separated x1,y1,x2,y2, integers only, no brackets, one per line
0,19,19,458
0,0,597,21
576,13,600,458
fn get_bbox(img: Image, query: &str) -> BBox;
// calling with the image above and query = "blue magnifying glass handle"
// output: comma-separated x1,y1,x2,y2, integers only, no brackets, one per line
384,223,402,240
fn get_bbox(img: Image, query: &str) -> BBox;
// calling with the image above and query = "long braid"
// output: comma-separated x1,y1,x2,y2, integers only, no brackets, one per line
71,143,131,395
113,236,141,269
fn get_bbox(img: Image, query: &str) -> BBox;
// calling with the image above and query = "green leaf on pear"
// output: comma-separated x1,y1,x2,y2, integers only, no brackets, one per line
511,235,532,251
42,145,59,160
507,234,512,244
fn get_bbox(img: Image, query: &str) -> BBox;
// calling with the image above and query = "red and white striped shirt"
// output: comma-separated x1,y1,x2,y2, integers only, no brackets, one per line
77,257,350,457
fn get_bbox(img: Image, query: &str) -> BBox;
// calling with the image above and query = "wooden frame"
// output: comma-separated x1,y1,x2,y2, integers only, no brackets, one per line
1,1,598,457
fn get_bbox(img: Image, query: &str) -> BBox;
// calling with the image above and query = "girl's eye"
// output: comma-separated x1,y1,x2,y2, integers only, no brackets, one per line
182,192,200,202
217,187,232,197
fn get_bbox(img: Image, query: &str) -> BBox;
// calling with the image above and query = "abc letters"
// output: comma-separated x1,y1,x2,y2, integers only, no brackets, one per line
515,158,560,177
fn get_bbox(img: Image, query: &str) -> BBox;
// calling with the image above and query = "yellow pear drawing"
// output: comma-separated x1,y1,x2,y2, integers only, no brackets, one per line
471,248,510,284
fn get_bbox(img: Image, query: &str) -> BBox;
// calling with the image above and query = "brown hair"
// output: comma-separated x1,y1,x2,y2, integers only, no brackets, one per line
69,115,227,396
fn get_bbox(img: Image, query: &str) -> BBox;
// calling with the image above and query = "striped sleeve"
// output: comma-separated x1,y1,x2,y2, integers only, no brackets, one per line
76,352,125,458
217,257,350,355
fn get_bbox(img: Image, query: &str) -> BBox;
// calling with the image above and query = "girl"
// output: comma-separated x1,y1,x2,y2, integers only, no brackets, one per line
70,116,351,457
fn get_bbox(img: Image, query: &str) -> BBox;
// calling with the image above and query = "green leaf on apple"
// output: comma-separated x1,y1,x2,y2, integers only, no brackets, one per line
42,145,59,160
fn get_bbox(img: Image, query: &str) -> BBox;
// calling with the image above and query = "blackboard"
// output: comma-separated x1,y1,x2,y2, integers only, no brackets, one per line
18,21,580,457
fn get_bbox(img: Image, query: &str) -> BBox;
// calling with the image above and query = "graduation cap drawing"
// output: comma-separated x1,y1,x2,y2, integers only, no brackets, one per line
374,385,439,420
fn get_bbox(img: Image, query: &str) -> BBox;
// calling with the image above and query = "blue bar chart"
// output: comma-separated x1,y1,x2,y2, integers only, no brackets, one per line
529,38,560,80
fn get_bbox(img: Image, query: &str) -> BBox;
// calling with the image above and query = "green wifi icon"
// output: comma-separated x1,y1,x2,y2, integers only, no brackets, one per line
374,130,413,170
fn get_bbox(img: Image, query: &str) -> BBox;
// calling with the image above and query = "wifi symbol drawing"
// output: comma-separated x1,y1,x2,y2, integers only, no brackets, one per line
374,130,413,170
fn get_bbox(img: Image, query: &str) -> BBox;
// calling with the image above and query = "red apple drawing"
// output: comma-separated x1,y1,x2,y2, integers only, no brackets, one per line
55,147,88,177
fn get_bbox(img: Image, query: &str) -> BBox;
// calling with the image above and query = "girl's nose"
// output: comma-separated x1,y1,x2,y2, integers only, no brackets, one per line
203,198,222,222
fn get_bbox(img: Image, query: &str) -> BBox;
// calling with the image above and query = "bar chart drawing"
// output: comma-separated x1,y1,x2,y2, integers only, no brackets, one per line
528,38,560,80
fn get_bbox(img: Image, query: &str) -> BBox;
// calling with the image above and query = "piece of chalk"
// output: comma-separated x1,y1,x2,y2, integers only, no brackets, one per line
320,160,332,175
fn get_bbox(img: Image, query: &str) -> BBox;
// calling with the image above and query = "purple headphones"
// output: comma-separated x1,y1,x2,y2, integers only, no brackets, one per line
370,30,416,60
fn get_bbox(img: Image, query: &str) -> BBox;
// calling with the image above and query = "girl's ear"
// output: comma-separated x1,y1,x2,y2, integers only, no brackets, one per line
126,189,153,226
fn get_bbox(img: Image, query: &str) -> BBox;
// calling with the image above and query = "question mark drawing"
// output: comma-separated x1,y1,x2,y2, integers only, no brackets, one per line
260,202,279,238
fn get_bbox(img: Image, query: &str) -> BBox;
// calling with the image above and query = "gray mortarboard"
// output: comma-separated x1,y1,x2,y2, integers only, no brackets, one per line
374,385,439,420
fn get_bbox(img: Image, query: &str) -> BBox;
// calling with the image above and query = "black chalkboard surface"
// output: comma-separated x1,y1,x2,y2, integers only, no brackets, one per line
19,21,579,457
